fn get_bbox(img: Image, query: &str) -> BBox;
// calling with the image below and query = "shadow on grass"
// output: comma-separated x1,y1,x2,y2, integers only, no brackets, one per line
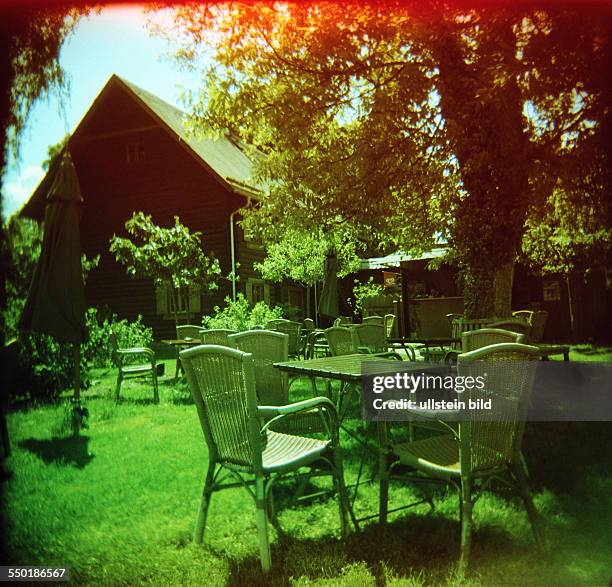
524,422,612,494
571,345,612,356
19,435,94,469
217,510,537,586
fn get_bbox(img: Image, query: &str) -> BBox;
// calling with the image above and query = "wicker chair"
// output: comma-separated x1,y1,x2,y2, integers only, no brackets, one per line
379,343,544,572
198,328,237,346
265,318,290,330
303,318,315,332
301,318,316,358
229,330,322,434
529,311,548,344
489,319,532,342
362,315,384,326
384,314,396,338
176,324,202,339
512,310,534,324
273,320,302,358
444,328,525,363
352,324,402,359
513,310,549,343
333,316,353,327
173,325,205,379
180,345,352,572
325,327,361,356
228,330,289,405
462,328,525,351
450,316,503,350
110,330,158,403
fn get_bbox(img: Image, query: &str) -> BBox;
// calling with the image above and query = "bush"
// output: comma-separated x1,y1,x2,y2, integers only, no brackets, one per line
4,333,91,404
202,294,283,331
3,308,152,404
83,307,153,368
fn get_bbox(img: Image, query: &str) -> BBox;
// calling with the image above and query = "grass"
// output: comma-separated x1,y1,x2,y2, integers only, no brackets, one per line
2,349,612,586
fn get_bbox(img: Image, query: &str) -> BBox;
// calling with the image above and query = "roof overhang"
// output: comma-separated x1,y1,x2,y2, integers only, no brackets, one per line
359,248,449,270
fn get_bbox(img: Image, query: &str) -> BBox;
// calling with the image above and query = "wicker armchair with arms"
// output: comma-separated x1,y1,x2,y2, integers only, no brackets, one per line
273,320,302,358
180,345,353,572
351,323,402,360
228,330,321,434
362,315,384,325
489,319,532,341
176,324,202,339
173,325,203,379
379,343,544,572
444,328,525,363
110,330,158,403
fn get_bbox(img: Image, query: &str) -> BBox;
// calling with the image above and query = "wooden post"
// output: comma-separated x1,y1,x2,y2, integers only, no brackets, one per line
73,344,81,401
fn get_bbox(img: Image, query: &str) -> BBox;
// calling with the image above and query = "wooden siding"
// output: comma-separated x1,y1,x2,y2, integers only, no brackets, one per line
71,84,235,338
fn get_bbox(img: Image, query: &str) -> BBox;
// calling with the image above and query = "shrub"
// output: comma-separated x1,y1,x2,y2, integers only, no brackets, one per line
6,333,91,403
202,294,283,331
82,307,153,368
3,308,153,404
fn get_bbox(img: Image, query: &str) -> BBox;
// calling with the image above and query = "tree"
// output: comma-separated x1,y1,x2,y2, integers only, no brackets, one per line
109,212,221,329
156,2,610,318
254,226,361,286
254,226,361,318
42,134,70,171
0,5,86,352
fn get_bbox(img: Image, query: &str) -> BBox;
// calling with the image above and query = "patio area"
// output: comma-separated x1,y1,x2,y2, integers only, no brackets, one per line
3,346,611,586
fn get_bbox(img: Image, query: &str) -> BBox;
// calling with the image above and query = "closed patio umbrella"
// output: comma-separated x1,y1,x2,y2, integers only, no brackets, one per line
20,151,86,400
318,250,339,321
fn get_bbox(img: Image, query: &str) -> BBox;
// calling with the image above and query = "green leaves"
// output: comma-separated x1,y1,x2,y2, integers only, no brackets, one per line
254,226,361,287
155,4,610,316
109,211,221,295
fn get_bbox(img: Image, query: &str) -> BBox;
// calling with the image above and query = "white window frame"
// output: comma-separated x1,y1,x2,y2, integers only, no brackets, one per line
155,283,201,319
246,278,270,305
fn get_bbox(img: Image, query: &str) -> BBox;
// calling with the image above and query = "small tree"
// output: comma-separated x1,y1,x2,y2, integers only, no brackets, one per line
109,212,221,329
254,226,361,319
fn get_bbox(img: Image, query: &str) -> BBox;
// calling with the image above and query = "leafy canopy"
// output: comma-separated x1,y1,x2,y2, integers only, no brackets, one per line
109,212,221,292
254,226,362,287
153,3,610,316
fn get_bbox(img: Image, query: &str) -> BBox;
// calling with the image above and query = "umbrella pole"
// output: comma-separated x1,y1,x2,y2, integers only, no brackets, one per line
314,282,318,329
74,344,81,402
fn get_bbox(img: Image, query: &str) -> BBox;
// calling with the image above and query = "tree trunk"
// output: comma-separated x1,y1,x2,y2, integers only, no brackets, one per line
172,286,180,332
493,261,515,318
462,261,515,319
566,275,576,343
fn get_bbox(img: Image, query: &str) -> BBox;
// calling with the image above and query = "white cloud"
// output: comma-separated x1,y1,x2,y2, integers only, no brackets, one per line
1,165,45,219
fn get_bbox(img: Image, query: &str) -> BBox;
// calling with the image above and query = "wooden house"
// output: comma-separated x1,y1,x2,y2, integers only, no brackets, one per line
21,75,306,338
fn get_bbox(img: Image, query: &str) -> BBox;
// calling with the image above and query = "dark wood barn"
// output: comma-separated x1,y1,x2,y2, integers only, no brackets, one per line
22,75,305,338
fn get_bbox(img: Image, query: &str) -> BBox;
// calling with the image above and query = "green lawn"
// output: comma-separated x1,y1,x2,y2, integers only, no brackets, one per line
2,349,611,586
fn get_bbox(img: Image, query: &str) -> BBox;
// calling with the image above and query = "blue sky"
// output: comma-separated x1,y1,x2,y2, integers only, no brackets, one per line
2,6,203,219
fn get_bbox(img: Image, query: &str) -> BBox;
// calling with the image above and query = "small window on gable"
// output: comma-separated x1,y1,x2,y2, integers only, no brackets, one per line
126,142,145,164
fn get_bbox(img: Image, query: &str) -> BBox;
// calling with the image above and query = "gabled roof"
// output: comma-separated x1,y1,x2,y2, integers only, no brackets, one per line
21,74,262,219
113,76,262,197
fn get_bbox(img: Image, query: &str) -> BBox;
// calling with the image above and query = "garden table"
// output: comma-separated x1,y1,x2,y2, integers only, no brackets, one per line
274,354,432,522
535,344,570,361
387,337,461,361
161,338,203,382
